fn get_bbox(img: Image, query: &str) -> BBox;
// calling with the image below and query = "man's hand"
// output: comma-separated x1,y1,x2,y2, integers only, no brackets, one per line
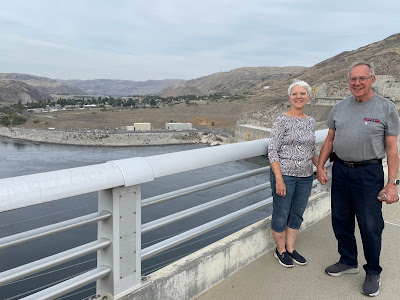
378,184,399,204
317,166,329,185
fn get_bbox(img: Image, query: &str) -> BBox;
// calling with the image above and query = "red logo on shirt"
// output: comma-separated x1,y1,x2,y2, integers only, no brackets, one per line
364,118,380,123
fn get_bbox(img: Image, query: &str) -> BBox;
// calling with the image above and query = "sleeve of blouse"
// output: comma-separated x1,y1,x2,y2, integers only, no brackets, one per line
268,116,284,163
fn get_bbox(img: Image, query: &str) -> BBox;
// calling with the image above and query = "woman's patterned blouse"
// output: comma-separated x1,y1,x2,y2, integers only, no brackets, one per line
268,114,318,177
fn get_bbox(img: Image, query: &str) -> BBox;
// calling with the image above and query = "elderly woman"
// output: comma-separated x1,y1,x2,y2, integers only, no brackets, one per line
268,80,319,267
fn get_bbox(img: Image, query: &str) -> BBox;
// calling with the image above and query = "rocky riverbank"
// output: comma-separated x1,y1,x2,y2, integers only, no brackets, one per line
0,127,232,147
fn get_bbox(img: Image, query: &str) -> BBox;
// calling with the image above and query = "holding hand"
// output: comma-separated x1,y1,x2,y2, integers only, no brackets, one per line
317,167,329,185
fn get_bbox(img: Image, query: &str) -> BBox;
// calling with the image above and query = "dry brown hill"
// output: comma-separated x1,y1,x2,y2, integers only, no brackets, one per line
236,33,400,130
60,79,185,96
159,66,306,97
250,33,400,99
0,73,83,96
0,80,53,106
0,74,183,106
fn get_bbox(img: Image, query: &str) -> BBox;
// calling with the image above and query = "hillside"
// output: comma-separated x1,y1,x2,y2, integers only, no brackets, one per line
61,79,185,96
0,73,83,95
159,66,306,97
237,33,400,129
0,74,185,106
250,33,400,100
0,80,53,105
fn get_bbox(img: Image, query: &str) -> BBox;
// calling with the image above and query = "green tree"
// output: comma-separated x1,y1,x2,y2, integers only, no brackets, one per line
0,116,10,126
11,113,27,125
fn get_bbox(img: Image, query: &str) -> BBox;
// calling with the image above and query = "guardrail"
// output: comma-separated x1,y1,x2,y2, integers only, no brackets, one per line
0,129,329,299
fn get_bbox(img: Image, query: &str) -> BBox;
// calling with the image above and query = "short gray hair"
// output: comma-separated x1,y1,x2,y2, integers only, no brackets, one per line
288,80,312,96
348,61,375,79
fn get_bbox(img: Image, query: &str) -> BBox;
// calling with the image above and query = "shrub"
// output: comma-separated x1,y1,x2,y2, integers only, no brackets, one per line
33,119,40,123
0,116,10,126
11,113,27,125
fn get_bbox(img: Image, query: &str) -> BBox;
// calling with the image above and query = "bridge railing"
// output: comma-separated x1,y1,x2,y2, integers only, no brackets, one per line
0,129,329,300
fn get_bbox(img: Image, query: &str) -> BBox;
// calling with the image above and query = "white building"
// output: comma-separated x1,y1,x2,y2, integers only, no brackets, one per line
133,123,151,131
165,123,193,130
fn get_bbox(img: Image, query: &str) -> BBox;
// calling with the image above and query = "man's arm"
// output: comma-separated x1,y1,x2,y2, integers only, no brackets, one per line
317,129,335,185
380,135,399,204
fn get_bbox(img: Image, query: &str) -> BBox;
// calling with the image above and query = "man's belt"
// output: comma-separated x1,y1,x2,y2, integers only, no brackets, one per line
336,157,382,168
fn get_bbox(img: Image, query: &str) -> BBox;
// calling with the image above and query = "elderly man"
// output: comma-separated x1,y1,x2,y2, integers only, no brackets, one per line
317,61,399,297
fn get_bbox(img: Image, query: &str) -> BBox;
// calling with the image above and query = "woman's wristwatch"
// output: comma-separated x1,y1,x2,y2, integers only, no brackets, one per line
388,179,400,185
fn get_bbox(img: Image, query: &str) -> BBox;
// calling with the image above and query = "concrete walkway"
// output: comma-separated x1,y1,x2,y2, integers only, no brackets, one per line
195,199,400,300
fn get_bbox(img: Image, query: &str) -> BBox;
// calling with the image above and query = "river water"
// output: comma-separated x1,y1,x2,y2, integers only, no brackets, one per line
0,137,270,300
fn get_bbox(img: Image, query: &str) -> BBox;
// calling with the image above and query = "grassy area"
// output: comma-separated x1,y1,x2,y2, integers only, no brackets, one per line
18,99,275,131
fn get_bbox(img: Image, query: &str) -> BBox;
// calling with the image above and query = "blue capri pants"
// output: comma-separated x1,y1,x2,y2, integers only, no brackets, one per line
270,170,313,232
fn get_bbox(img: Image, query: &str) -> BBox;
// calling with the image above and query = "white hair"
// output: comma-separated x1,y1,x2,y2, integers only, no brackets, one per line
287,80,311,96
348,61,375,79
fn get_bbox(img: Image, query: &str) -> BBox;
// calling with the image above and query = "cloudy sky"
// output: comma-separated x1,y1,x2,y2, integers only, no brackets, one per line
0,0,399,81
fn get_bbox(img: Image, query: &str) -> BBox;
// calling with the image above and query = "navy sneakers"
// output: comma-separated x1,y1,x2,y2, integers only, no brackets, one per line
287,249,307,265
274,248,294,268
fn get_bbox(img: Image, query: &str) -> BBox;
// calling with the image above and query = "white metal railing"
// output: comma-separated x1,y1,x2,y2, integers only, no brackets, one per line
0,129,329,300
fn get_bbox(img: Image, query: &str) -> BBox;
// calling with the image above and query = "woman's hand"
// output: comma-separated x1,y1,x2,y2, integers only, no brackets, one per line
275,179,286,197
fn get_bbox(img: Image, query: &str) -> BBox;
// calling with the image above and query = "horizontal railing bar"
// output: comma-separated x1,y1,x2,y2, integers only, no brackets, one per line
143,139,270,178
142,167,269,207
21,266,111,300
141,197,273,260
142,183,270,233
0,239,111,286
0,211,111,250
0,164,126,213
142,179,321,260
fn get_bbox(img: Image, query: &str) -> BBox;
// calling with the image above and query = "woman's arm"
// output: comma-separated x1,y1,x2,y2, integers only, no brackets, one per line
270,161,286,197
269,116,286,197
312,155,319,167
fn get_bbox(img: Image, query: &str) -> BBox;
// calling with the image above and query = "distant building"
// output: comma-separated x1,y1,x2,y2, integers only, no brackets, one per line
121,96,144,103
165,123,192,130
133,123,151,131
63,105,77,110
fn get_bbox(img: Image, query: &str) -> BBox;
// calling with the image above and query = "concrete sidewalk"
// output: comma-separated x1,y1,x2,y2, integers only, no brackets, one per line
195,201,400,300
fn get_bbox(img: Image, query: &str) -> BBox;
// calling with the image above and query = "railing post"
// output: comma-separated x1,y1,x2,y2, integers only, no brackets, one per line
96,185,142,299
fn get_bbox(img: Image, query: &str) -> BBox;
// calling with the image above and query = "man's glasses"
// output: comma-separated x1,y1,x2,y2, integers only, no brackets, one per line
290,92,308,97
348,76,371,84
